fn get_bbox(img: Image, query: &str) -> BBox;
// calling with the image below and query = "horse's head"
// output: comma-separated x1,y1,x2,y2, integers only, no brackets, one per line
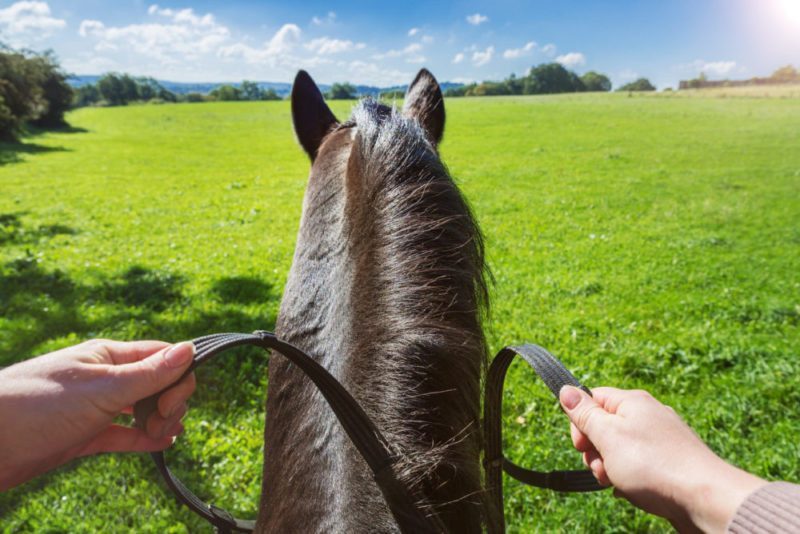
257,70,487,533
292,67,444,162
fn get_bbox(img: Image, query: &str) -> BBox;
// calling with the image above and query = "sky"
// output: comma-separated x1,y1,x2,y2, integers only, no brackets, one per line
1,0,799,89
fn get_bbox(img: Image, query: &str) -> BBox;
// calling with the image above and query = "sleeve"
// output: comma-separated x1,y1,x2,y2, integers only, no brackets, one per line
727,481,800,533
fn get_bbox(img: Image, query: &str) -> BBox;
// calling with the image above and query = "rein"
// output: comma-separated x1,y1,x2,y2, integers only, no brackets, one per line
134,331,605,533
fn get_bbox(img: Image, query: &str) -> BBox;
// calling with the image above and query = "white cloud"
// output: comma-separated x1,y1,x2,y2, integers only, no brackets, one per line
472,46,494,66
305,37,365,55
618,69,639,82
311,11,336,26
452,52,465,64
541,43,557,57
0,1,65,44
79,6,230,64
466,13,489,26
346,60,410,86
686,59,737,77
374,42,425,63
218,23,301,64
78,19,103,37
148,5,216,27
408,27,419,36
556,52,586,67
503,41,536,59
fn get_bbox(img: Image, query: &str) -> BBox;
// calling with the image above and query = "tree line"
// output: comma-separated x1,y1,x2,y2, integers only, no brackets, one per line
680,65,799,90
75,75,282,106
0,45,73,140
444,62,655,97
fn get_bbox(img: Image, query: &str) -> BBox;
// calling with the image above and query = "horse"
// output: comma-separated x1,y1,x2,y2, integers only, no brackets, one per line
254,69,489,532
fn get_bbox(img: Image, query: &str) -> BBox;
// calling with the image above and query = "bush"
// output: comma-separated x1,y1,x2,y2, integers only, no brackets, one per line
581,71,612,92
617,78,656,92
183,92,206,103
444,85,472,97
73,84,100,107
260,88,281,101
0,45,74,139
209,84,241,101
526,63,586,94
29,52,72,127
327,82,357,99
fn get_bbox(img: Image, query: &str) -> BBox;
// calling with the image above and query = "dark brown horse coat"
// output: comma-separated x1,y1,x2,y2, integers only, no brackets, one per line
255,69,488,533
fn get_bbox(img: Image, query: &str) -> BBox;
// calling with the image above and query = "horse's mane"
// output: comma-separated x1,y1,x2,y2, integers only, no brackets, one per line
342,99,489,528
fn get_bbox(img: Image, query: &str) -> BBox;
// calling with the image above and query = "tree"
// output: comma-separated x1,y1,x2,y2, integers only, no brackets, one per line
444,85,471,97
30,53,73,126
260,87,281,100
240,80,262,101
0,45,75,138
120,74,139,102
581,71,612,92
327,82,357,99
470,81,512,96
0,47,46,139
504,73,523,95
182,92,206,103
209,84,241,101
770,65,799,83
617,78,656,92
74,84,100,107
525,63,585,94
97,74,126,105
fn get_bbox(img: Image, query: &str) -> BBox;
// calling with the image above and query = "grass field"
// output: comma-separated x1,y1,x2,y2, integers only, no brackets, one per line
1,91,799,532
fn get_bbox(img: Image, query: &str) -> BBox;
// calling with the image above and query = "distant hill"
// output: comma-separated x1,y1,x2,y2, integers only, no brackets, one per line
68,75,463,98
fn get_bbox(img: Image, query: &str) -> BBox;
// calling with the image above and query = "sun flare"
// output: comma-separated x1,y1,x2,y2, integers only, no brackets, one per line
773,0,800,26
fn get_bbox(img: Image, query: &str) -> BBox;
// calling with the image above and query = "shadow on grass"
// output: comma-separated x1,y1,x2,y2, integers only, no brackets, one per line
0,212,78,245
0,123,87,166
0,215,280,365
0,140,71,166
28,124,89,135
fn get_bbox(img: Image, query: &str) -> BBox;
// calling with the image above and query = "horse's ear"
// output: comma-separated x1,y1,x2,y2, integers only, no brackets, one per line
292,70,338,160
403,68,445,146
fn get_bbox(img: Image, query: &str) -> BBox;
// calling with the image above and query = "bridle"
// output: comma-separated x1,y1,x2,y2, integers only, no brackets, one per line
133,331,605,533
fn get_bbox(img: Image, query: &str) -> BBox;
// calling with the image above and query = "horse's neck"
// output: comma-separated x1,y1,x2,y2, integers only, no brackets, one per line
257,148,484,532
256,162,394,533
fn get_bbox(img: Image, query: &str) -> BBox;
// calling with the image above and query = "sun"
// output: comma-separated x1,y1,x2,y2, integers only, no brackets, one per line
774,0,800,26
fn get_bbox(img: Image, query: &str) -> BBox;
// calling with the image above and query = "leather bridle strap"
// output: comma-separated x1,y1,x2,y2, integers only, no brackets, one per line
133,331,443,534
484,345,606,534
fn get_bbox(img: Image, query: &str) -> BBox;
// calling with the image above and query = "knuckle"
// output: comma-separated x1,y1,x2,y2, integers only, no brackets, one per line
575,405,599,430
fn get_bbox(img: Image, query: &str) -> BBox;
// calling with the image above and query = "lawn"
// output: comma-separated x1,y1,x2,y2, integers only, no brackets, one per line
1,92,798,532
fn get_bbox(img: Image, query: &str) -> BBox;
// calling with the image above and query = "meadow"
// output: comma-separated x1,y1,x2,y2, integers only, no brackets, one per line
1,90,799,532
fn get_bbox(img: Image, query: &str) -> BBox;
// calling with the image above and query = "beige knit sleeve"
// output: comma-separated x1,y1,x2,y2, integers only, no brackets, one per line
727,481,800,533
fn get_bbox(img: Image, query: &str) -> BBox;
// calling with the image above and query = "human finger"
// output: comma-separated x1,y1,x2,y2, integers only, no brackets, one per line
110,342,195,408
146,404,187,439
78,424,174,455
90,340,171,365
570,422,594,452
560,386,613,449
584,449,611,487
157,373,196,418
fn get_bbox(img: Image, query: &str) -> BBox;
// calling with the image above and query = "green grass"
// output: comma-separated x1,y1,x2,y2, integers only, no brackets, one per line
1,93,799,532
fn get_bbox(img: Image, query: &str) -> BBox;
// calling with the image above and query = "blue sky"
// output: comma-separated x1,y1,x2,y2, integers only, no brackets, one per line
1,0,798,88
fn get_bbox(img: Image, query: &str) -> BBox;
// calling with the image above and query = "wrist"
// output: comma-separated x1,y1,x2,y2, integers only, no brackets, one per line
677,456,767,533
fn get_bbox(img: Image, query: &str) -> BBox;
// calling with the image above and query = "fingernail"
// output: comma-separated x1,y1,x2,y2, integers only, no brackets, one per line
163,342,195,368
560,386,582,410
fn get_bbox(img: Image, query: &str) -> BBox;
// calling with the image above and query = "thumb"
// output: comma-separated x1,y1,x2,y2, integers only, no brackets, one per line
559,385,611,449
110,342,195,408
